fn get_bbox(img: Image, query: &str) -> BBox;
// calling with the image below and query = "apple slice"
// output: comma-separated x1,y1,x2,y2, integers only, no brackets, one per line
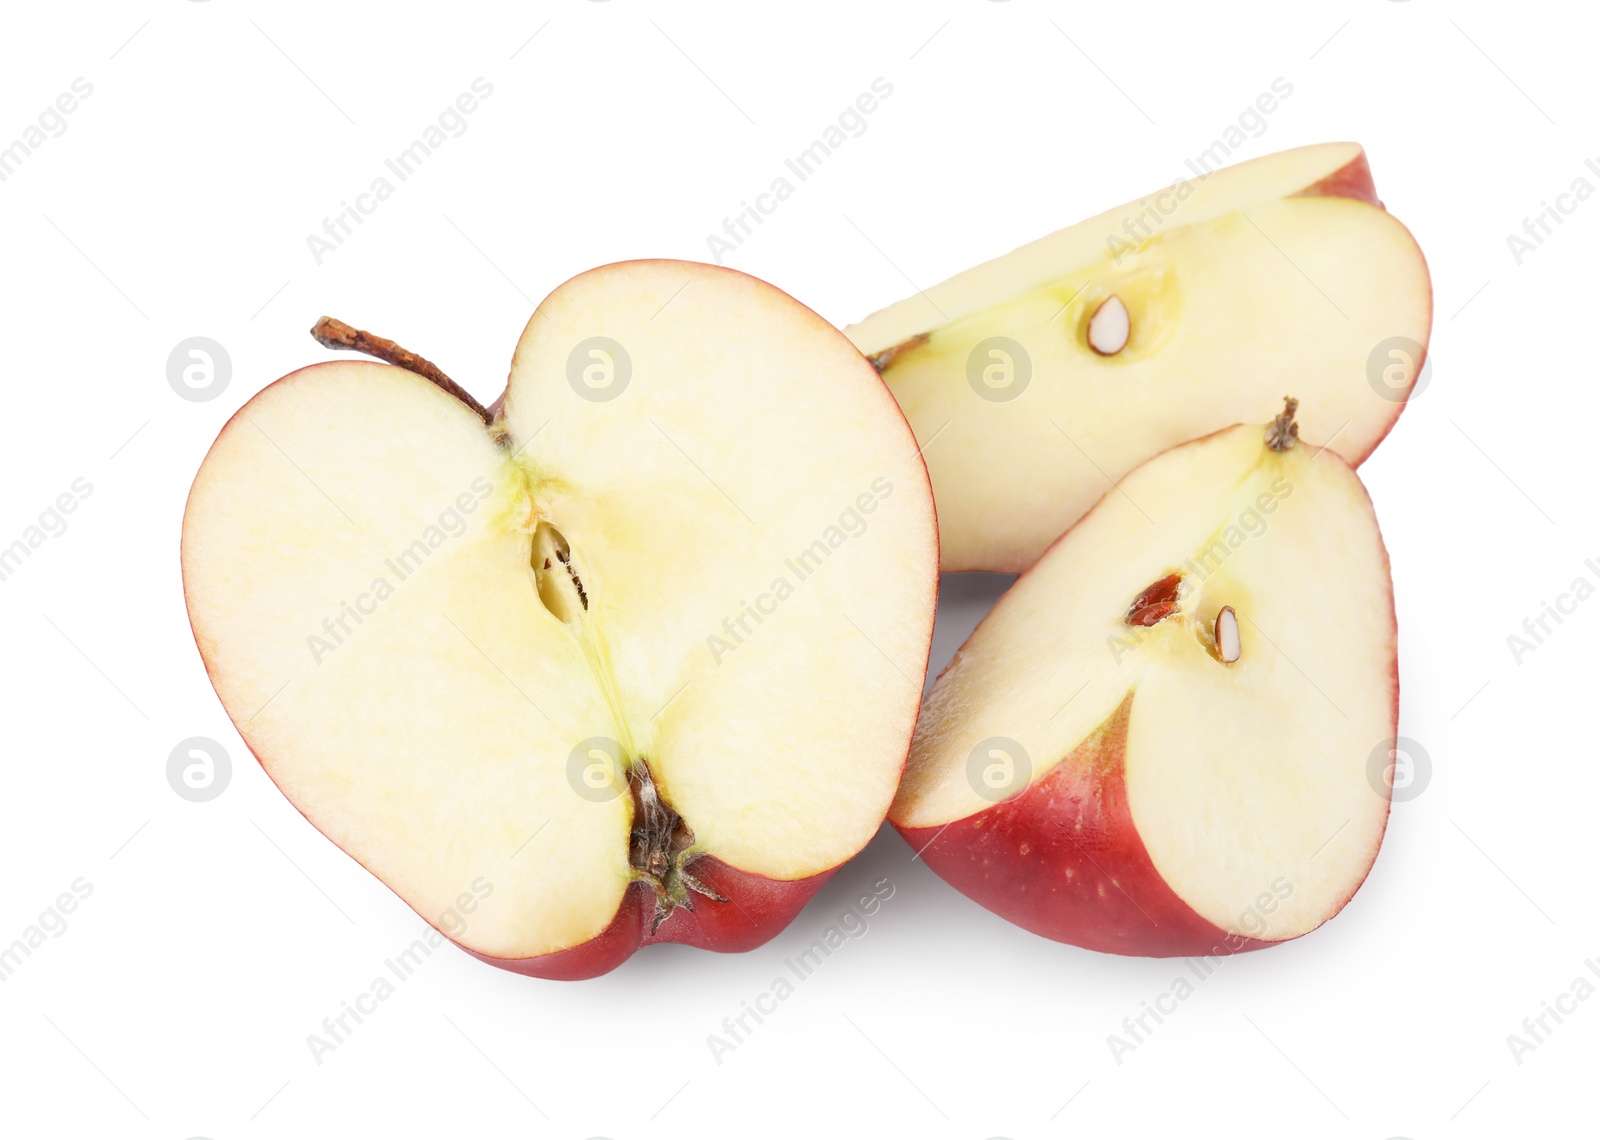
182,260,937,979
894,400,1396,956
846,141,1432,571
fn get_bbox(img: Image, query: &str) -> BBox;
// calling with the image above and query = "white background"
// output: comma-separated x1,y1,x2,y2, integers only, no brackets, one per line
0,1,1590,1137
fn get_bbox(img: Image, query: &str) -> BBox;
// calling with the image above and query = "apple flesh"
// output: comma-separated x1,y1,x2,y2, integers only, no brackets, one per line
182,260,937,979
894,401,1397,956
846,141,1432,571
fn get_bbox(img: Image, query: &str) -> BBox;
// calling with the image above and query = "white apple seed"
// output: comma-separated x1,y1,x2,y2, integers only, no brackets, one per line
1087,294,1131,356
1215,605,1241,663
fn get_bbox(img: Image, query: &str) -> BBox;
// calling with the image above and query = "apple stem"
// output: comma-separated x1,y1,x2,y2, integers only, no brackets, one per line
866,332,929,373
310,316,493,426
1265,396,1299,452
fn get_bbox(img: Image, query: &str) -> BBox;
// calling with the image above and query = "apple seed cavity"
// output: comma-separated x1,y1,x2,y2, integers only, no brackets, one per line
1215,605,1241,663
531,522,588,623
529,520,718,931
1087,294,1131,356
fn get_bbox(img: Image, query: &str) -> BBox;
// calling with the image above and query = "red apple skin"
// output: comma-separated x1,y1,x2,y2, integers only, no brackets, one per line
898,695,1272,958
1294,147,1382,209
466,862,836,981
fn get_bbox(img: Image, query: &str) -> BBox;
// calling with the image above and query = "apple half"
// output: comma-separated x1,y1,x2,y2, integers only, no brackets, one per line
846,141,1432,571
182,261,937,979
894,401,1396,956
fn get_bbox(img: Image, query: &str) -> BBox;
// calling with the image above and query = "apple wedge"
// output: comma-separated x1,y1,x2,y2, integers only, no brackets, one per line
846,141,1432,571
894,400,1396,956
182,260,937,979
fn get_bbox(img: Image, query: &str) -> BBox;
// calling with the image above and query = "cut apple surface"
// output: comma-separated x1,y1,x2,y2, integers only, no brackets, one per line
183,261,937,979
894,401,1397,956
846,141,1432,571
